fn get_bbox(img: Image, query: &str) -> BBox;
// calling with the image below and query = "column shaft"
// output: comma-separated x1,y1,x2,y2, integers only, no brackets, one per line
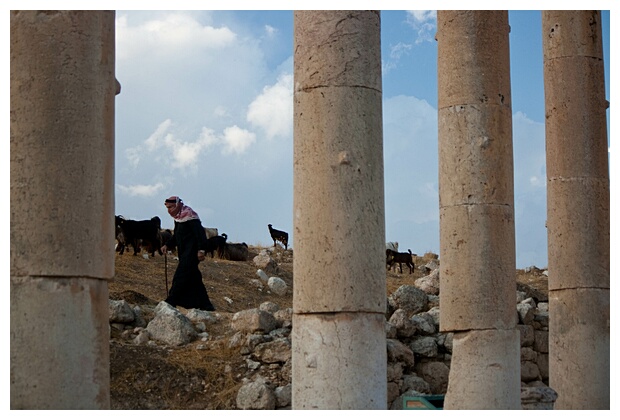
10,10,116,409
292,10,386,409
542,10,610,409
437,11,520,409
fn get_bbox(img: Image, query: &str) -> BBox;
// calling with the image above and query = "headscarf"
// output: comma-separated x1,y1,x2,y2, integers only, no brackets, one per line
164,196,200,222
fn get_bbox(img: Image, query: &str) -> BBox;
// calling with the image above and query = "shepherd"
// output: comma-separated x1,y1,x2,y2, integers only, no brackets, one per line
160,196,215,311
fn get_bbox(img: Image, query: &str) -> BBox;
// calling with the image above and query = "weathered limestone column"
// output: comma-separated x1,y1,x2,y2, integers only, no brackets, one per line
292,11,386,409
10,11,116,409
437,11,520,409
542,10,610,410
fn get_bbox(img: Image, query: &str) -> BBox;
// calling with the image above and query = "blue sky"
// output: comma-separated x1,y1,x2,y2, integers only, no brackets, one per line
5,4,613,270
109,9,611,268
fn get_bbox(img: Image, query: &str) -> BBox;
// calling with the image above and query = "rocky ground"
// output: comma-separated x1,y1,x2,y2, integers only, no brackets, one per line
108,245,548,410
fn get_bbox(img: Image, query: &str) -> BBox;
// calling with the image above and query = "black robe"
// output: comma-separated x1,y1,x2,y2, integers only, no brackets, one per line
164,218,215,311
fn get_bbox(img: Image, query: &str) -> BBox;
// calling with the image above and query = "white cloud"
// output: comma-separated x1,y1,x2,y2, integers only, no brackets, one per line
405,10,437,44
214,106,230,118
221,126,256,155
529,176,545,187
117,182,165,197
265,25,277,37
390,42,413,60
383,42,413,75
383,94,439,236
125,147,141,168
246,73,293,140
144,119,173,151
126,120,247,171
168,140,204,168
197,127,220,148
115,12,236,61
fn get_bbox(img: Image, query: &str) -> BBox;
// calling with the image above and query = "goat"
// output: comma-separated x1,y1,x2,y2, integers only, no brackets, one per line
205,233,227,258
386,249,416,274
204,227,219,239
116,215,162,257
115,215,127,254
159,229,176,254
386,241,399,252
219,242,249,261
268,224,288,250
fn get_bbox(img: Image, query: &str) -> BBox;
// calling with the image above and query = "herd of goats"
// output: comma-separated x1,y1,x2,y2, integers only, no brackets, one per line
113,215,290,263
114,215,416,273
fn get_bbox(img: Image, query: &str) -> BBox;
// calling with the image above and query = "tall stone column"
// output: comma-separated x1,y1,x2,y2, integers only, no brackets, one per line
437,11,520,409
10,11,116,409
292,11,386,409
542,10,610,409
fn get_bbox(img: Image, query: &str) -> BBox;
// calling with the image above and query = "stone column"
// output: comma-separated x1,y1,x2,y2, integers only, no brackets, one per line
10,11,116,409
437,11,520,409
542,10,610,410
292,11,386,409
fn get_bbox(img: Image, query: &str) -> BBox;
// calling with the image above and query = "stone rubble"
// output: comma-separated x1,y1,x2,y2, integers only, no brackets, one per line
108,257,557,410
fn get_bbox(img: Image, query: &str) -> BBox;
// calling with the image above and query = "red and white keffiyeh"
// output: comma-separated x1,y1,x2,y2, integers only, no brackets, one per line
164,196,200,222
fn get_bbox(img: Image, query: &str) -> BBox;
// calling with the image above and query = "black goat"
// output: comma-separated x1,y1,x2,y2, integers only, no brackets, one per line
116,215,162,257
268,224,288,250
386,249,416,274
219,242,249,261
115,215,128,254
159,229,176,254
205,233,227,258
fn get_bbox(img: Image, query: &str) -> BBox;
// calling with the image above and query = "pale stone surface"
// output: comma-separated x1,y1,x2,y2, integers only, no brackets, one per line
10,277,110,409
436,11,512,110
546,179,610,290
543,11,609,409
267,276,288,296
445,329,521,409
436,13,516,336
436,17,517,384
294,11,381,91
292,86,385,312
10,10,116,279
108,299,135,323
10,10,115,410
236,379,276,410
438,105,514,206
542,11,605,61
292,11,386,410
292,313,386,409
253,338,291,364
521,386,558,410
231,308,277,334
439,205,517,331
293,11,385,314
549,288,610,409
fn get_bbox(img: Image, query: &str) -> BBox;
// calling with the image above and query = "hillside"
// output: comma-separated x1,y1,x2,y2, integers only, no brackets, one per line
108,245,548,409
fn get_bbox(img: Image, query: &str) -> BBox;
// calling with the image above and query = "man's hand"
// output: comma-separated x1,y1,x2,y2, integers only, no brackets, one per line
161,245,167,254
198,250,206,261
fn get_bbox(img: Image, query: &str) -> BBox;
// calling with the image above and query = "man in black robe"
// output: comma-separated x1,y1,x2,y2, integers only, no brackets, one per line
160,196,215,311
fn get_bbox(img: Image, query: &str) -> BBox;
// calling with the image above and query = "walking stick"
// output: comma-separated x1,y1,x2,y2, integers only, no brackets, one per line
164,252,169,298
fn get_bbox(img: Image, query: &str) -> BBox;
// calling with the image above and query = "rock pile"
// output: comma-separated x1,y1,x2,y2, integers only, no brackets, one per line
109,257,556,409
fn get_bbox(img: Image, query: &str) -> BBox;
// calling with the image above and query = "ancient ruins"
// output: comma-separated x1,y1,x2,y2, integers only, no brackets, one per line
10,10,609,409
